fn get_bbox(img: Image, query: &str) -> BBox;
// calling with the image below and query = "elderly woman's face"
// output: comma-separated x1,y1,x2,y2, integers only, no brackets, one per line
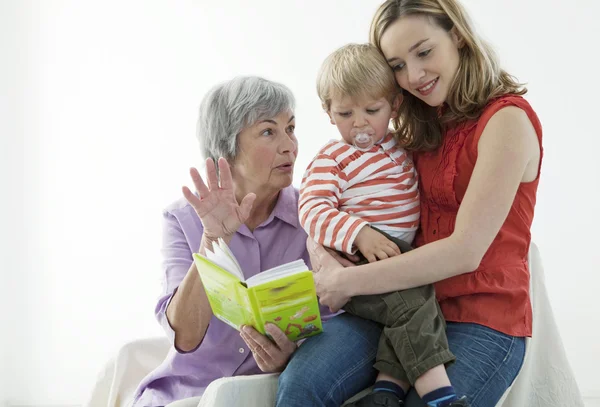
232,110,298,193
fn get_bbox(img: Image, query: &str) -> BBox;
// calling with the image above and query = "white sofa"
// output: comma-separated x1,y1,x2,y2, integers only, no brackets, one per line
85,243,584,407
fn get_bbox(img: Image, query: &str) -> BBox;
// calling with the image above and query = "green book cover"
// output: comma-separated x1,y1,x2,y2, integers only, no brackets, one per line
193,238,322,342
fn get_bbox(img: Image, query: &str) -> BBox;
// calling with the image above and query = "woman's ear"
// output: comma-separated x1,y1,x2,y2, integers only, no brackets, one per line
450,27,465,48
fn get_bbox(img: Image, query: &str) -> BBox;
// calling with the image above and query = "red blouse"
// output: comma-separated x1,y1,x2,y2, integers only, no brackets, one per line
414,95,543,337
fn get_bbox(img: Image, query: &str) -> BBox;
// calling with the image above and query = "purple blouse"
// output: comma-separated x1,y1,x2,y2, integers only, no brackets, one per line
132,186,334,406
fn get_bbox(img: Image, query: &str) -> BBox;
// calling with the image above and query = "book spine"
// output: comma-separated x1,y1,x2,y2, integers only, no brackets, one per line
246,288,265,335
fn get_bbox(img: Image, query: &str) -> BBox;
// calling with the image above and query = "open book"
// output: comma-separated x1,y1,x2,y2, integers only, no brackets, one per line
193,238,322,341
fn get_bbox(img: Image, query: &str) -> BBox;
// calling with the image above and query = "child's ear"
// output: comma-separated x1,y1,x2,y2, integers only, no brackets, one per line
326,110,335,125
390,93,402,119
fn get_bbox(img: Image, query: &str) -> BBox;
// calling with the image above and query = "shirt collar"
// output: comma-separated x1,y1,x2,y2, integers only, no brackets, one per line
270,185,300,228
361,131,396,153
379,132,396,149
237,185,299,237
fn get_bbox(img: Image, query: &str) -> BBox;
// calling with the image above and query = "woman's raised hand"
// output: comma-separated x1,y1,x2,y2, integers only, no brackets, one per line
183,157,256,241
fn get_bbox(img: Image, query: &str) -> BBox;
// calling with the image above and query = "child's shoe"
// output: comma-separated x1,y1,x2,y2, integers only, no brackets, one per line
426,395,471,407
445,396,470,406
345,391,404,406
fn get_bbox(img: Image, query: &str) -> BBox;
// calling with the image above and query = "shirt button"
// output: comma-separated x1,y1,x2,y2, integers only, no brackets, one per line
239,347,245,354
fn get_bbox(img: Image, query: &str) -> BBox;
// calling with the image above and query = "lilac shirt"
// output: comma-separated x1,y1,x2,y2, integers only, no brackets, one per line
133,186,334,406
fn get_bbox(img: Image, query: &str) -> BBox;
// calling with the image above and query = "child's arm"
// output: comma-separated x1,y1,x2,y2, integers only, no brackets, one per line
298,154,367,254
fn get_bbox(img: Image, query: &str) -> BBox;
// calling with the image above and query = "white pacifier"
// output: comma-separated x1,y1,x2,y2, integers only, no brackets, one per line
353,133,374,151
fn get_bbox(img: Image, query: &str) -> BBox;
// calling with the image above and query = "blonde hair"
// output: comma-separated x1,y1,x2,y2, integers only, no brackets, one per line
316,43,399,111
370,0,527,151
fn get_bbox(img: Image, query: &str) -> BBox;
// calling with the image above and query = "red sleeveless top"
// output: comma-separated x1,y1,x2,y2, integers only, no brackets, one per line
413,95,543,337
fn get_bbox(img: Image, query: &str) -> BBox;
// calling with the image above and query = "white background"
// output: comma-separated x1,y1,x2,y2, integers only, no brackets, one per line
1,0,599,405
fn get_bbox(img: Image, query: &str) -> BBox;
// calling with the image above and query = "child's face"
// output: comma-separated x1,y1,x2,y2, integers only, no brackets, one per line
328,94,399,150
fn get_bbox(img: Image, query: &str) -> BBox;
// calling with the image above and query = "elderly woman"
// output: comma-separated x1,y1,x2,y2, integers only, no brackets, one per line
132,76,382,407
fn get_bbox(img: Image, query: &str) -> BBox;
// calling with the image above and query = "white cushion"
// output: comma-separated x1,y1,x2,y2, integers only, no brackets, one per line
85,242,584,407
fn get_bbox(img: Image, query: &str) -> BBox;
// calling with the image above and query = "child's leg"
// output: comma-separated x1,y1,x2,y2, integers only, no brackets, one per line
343,296,410,406
343,290,464,406
373,366,451,396
412,365,450,395
415,366,464,406
374,286,467,406
346,233,468,406
372,371,410,398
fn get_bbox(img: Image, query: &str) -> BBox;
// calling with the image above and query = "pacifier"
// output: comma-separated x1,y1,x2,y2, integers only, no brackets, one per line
353,133,374,151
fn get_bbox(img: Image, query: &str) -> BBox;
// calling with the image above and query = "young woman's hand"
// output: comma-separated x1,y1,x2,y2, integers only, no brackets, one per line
323,247,360,267
307,238,352,312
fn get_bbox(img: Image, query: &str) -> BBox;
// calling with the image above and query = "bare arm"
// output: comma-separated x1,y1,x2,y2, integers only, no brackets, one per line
165,235,218,352
164,158,255,352
313,107,540,306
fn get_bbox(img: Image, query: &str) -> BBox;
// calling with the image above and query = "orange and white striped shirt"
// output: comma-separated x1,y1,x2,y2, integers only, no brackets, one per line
299,133,420,254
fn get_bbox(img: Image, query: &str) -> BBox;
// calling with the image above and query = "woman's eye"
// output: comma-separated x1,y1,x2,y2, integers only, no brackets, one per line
392,63,405,71
418,49,431,58
286,125,295,133
261,129,274,137
367,109,380,114
338,112,351,117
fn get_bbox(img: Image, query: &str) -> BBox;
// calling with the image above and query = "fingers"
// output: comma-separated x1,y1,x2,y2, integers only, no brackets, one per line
182,185,202,208
237,192,256,222
191,158,227,195
323,297,343,313
307,237,322,273
241,325,283,362
388,240,402,255
334,253,356,268
365,245,398,262
382,243,401,258
364,252,377,263
265,323,296,355
375,250,389,261
189,167,210,198
217,157,233,190
240,328,269,367
240,330,269,369
324,248,355,268
252,348,268,370
313,271,324,296
345,252,361,262
205,158,219,190
360,237,403,262
307,238,343,271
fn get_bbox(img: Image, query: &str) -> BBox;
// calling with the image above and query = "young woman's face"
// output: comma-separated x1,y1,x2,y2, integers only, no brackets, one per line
379,14,461,107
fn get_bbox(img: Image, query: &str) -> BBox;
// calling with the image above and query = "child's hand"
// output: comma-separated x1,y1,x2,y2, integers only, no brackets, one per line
354,226,402,263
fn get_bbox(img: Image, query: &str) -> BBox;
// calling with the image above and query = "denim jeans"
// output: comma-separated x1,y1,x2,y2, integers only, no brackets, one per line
276,312,382,407
404,322,526,407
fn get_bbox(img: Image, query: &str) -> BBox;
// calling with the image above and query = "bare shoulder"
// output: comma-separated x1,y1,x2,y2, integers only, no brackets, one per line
479,106,541,180
479,106,539,153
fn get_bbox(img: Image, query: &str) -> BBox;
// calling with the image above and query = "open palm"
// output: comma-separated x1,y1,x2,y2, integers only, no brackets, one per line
183,158,256,240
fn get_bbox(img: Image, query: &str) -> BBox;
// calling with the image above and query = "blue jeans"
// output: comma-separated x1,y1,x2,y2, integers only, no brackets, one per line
404,322,526,407
276,312,382,407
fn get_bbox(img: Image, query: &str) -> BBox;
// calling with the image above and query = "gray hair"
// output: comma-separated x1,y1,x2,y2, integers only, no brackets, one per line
197,76,296,163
